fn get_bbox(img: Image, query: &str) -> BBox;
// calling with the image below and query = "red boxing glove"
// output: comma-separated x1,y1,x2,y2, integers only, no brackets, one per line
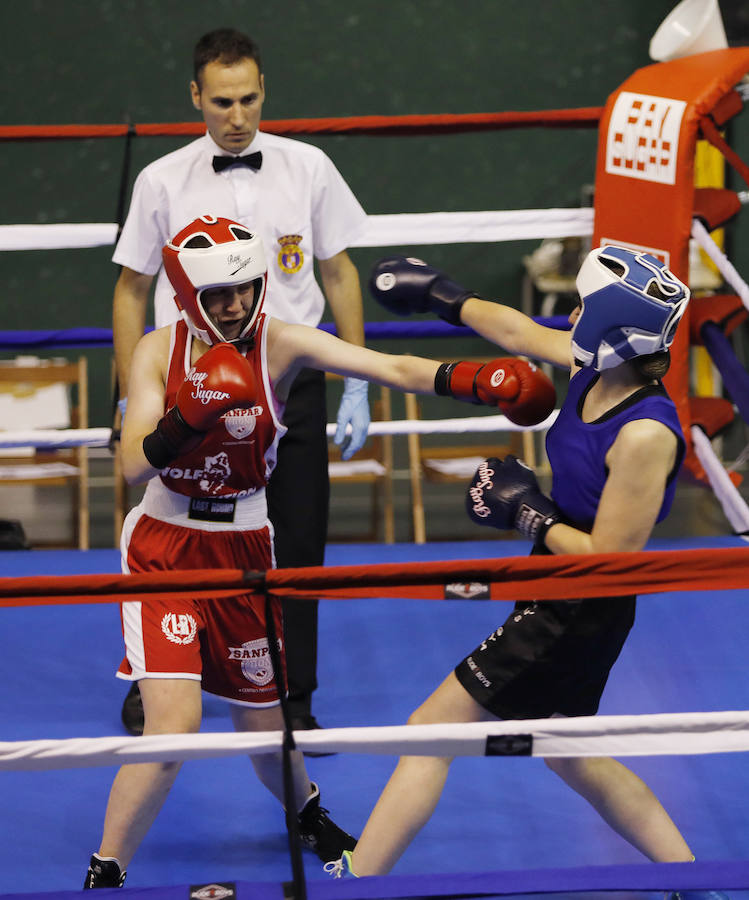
143,343,257,469
435,357,556,426
175,343,257,430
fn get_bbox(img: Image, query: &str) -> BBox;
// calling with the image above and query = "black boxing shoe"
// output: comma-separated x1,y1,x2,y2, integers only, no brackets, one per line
83,853,126,888
121,682,144,736
297,782,357,863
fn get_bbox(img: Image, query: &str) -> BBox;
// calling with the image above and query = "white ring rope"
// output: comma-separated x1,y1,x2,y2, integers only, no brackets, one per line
2,710,749,771
0,209,594,251
0,413,559,449
328,411,559,436
691,425,749,536
0,427,113,449
349,208,595,247
691,218,749,312
0,223,119,251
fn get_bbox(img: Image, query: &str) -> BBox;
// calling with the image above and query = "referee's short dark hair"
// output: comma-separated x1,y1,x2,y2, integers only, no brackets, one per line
194,29,263,87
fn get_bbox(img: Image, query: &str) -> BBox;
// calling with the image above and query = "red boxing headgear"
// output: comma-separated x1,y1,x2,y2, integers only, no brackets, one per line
162,215,268,345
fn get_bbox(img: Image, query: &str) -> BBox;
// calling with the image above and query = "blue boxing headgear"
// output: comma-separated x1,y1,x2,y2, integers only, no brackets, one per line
571,245,690,371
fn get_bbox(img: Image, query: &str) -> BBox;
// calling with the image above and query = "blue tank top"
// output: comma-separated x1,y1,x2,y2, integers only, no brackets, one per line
546,366,685,530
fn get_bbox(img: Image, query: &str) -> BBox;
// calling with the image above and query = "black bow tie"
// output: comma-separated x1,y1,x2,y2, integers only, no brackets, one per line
212,151,263,173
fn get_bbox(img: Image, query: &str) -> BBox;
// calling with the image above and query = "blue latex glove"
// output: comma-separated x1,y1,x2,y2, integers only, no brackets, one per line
334,377,370,460
117,397,128,418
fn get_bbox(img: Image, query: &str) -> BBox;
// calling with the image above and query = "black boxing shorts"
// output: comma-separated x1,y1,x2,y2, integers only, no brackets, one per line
454,594,636,720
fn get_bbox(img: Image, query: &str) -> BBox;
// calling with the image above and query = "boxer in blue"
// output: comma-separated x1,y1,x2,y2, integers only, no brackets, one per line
328,247,725,900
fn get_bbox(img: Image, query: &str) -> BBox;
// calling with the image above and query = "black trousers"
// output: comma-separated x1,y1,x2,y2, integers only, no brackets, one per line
266,368,329,717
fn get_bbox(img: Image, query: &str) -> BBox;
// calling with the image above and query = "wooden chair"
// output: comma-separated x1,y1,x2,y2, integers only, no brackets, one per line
404,382,537,544
327,378,395,543
0,357,89,548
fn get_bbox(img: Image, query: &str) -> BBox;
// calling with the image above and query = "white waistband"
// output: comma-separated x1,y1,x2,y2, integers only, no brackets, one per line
140,478,269,531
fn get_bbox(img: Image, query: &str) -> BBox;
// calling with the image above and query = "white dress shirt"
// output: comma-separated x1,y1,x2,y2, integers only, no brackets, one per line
113,131,367,329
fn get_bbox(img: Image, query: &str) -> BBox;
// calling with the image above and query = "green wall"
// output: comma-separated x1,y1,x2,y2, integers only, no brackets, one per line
2,0,747,424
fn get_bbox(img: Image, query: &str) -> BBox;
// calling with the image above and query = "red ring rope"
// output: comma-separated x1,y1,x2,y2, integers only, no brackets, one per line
0,546,746,607
0,107,603,142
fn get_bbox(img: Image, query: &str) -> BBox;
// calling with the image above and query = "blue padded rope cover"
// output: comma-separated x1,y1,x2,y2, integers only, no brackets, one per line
0,318,571,350
3,861,748,900
0,327,115,349
305,860,749,899
0,883,285,900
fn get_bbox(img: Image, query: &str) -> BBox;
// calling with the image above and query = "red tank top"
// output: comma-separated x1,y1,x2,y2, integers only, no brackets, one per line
159,316,283,499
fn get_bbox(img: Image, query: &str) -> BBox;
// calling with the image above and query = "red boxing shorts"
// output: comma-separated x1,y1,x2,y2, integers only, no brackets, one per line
117,509,285,707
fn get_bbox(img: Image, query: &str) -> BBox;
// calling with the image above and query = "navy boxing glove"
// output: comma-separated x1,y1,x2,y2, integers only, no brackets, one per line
369,256,478,326
466,455,561,545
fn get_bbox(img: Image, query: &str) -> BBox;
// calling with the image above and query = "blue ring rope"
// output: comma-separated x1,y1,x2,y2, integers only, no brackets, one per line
3,859,744,899
307,859,749,899
0,317,571,350
700,321,749,427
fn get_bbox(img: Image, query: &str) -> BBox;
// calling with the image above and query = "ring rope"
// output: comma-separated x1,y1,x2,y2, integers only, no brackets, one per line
692,217,749,312
692,426,749,535
0,545,747,607
0,107,603,143
0,208,595,251
330,861,749,899
0,316,572,350
0,412,558,451
0,427,113,449
2,709,749,771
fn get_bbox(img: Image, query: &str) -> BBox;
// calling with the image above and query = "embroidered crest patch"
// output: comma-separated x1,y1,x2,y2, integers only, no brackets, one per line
161,612,197,645
277,234,304,273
